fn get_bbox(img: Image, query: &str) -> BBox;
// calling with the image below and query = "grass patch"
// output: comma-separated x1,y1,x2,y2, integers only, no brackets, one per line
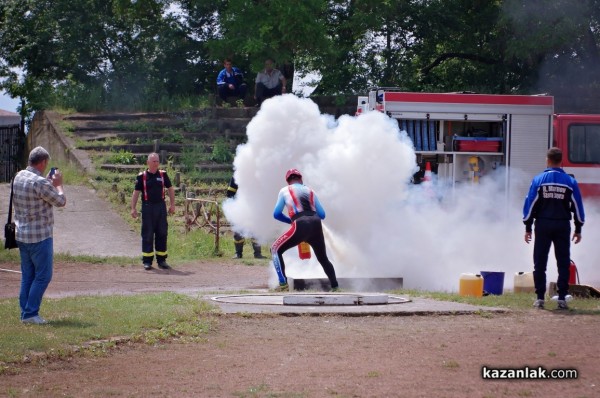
75,136,129,148
106,149,137,165
56,120,76,137
45,159,90,186
211,137,234,163
114,120,155,132
0,247,138,265
442,360,460,369
391,288,600,313
0,292,217,365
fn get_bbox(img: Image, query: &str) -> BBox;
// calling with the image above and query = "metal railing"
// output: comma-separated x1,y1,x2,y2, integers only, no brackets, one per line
184,197,230,253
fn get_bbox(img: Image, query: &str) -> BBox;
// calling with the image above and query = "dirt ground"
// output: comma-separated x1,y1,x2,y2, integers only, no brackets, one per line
0,260,599,398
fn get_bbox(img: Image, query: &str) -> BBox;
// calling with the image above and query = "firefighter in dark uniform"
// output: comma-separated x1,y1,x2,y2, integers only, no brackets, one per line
131,153,176,270
523,147,585,310
226,177,266,259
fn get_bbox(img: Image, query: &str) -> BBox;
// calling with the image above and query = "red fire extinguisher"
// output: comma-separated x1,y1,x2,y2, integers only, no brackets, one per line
298,242,311,260
569,260,579,285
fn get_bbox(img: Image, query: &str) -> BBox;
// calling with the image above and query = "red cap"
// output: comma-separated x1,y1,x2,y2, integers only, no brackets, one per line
285,168,302,182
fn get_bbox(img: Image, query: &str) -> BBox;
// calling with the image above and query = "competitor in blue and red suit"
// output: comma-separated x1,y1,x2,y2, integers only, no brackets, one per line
271,168,339,291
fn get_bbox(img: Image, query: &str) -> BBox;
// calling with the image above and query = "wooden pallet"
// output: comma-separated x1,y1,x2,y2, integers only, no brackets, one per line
549,282,600,298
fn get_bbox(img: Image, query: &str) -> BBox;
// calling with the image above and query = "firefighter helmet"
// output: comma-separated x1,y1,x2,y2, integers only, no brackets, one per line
285,168,302,182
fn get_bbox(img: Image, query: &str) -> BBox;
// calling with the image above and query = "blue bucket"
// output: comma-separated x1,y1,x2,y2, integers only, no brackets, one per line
480,271,505,295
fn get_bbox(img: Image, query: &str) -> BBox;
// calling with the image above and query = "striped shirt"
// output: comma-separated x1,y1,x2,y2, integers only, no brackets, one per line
13,166,66,243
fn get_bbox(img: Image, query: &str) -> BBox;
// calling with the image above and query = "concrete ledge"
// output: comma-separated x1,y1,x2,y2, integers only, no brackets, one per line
207,294,507,316
288,277,403,292
283,293,389,306
28,111,95,174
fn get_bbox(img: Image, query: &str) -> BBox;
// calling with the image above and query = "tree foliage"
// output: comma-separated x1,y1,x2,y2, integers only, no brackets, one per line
1,0,599,112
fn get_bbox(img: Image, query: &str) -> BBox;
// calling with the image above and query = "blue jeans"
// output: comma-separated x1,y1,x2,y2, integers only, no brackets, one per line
18,238,54,320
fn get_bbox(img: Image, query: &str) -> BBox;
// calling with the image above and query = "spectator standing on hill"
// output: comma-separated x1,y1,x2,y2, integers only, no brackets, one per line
523,147,585,310
13,146,66,325
216,58,248,103
131,153,176,270
254,58,286,107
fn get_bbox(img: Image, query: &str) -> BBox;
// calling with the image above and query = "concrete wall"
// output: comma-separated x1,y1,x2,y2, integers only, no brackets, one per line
27,111,94,173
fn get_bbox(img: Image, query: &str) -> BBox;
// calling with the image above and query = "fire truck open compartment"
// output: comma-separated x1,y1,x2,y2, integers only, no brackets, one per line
363,89,555,199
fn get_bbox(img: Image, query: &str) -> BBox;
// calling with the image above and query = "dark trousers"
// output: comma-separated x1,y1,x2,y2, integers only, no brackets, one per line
532,219,571,300
271,215,338,288
233,231,262,257
218,83,248,102
141,202,168,264
255,82,282,105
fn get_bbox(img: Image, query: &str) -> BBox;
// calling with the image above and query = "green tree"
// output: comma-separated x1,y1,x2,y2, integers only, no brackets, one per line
3,0,600,111
333,0,415,91
211,0,331,91
0,0,219,111
406,0,511,93
174,0,225,93
500,0,600,93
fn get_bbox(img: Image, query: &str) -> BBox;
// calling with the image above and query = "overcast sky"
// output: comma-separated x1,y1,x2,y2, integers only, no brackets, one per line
0,90,19,114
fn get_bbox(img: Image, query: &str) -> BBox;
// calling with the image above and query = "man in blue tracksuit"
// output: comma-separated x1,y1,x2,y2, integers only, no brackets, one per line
216,58,248,103
523,147,585,310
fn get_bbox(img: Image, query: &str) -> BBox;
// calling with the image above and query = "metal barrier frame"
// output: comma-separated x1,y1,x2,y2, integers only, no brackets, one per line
184,197,229,253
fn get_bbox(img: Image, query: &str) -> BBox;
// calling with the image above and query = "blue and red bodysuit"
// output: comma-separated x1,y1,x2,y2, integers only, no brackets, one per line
271,183,338,288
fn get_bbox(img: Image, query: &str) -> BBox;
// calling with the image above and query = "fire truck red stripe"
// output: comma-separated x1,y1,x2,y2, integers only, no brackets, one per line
384,92,553,106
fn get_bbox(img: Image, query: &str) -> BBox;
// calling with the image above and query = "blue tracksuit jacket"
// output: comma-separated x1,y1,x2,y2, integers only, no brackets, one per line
522,167,585,233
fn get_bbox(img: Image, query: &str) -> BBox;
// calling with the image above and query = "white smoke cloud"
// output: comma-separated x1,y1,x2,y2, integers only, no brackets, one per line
223,94,600,291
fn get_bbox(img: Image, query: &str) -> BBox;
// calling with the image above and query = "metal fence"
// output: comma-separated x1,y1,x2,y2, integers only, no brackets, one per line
0,125,25,182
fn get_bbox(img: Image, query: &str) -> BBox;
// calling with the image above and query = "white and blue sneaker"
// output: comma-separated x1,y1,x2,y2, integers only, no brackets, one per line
22,315,48,325
557,300,569,310
533,299,545,309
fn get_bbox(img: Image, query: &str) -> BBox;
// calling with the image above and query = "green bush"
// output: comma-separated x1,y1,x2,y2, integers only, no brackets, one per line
211,138,233,163
162,130,185,143
108,150,137,165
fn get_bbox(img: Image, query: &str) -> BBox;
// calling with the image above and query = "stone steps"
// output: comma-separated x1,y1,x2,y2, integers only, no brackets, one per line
100,162,232,173
66,101,356,188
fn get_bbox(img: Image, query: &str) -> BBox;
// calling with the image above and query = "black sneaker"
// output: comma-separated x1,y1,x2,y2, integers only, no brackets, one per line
143,263,152,270
254,254,267,259
157,261,171,270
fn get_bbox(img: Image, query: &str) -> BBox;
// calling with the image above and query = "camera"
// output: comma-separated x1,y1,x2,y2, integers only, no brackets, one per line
49,167,57,178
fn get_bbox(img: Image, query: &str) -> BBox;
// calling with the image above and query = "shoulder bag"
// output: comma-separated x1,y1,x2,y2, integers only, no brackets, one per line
4,177,18,249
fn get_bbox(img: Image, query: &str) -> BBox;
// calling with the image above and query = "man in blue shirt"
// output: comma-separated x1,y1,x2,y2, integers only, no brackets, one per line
271,168,339,292
523,147,585,310
216,58,248,103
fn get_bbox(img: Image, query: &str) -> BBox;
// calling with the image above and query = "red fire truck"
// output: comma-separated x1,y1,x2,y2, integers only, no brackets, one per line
357,88,600,201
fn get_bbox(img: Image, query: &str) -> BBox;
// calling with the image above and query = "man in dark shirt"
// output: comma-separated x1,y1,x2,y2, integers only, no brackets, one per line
131,153,176,270
226,177,266,259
